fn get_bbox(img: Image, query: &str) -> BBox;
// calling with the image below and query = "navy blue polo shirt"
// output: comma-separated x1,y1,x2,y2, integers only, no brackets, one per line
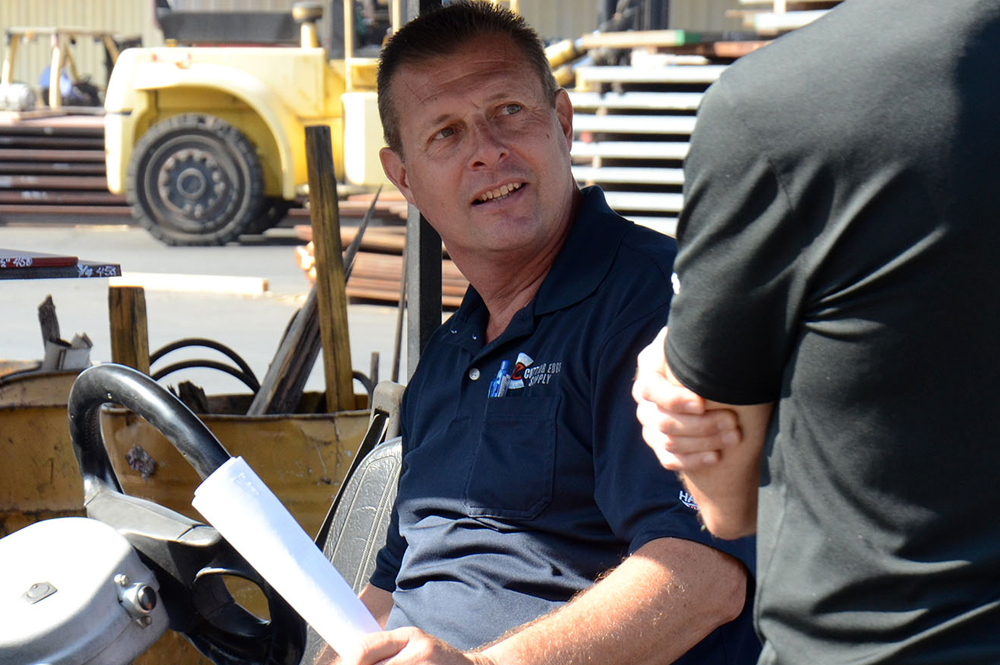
371,187,758,662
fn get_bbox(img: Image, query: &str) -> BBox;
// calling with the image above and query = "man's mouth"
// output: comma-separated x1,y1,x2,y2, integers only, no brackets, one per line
474,182,523,205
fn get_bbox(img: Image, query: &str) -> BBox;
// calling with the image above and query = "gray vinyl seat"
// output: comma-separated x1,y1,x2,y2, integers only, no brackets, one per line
300,380,404,663
323,436,402,594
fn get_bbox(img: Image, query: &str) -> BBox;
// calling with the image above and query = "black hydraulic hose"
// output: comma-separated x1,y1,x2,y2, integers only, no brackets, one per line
150,337,260,386
153,359,261,393
68,363,231,502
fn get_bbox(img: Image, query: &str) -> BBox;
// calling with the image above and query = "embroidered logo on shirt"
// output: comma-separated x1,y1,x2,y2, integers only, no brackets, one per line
671,272,681,296
505,352,562,391
679,490,699,511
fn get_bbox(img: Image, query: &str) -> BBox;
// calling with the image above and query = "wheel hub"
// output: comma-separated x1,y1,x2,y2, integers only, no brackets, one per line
157,148,230,221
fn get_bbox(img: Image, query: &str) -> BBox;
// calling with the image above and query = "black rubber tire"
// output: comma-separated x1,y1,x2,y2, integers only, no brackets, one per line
245,197,293,236
127,114,265,246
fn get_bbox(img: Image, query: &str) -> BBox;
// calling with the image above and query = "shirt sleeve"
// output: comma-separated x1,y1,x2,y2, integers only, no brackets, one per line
665,80,805,406
590,283,755,570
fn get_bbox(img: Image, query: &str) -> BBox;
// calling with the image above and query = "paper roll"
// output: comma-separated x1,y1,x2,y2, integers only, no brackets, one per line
192,456,380,658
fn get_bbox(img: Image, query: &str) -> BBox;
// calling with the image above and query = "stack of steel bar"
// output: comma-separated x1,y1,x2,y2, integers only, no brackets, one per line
297,218,469,309
0,113,125,218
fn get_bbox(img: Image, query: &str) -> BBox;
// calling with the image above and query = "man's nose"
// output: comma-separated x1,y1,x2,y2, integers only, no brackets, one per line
467,120,509,169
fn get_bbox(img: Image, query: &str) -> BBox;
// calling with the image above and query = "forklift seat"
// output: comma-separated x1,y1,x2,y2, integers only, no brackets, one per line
300,381,405,662
323,435,402,594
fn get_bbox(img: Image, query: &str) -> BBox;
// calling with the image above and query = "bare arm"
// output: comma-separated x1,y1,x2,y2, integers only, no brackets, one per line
359,584,394,628
343,537,748,665
679,400,771,539
633,327,773,539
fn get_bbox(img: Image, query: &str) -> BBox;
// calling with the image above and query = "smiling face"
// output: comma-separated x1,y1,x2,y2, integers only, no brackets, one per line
379,34,578,266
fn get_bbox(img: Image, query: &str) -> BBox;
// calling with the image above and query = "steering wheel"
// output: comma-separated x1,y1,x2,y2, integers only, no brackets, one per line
68,363,305,665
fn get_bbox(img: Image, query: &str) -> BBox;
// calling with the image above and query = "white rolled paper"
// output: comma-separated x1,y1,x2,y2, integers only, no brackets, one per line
192,456,380,658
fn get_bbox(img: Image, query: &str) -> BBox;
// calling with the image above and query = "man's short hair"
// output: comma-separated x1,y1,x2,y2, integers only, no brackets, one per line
377,1,558,155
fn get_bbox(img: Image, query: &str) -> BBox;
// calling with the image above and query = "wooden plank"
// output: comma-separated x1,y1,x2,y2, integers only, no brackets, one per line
0,162,107,175
247,289,321,415
0,136,105,149
572,141,689,160
0,175,111,190
305,125,355,412
108,285,150,375
0,205,129,215
0,149,106,162
739,0,838,5
576,29,704,50
347,284,464,309
0,117,104,135
572,166,685,185
754,10,828,31
0,191,126,204
351,252,467,285
603,191,684,213
705,41,770,59
575,64,726,88
574,114,696,135
569,91,703,111
628,216,678,237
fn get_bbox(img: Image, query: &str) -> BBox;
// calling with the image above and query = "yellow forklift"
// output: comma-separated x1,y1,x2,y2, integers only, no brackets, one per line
104,1,523,246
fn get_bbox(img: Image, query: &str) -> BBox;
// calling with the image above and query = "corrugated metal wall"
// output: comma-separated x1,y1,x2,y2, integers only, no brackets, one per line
161,1,606,43
518,1,601,42
0,0,159,91
670,0,745,32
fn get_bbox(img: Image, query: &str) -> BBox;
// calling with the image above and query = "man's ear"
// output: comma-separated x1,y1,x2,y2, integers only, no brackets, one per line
554,88,574,149
380,147,416,206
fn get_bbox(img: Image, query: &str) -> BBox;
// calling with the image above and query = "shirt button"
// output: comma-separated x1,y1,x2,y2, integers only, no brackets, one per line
468,368,481,381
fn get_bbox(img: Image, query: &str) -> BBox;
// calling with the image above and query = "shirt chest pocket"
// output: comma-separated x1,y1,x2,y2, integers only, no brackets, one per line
463,395,560,521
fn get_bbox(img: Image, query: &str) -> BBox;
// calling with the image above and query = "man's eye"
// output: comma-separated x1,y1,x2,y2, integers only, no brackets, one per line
434,127,455,140
501,103,522,115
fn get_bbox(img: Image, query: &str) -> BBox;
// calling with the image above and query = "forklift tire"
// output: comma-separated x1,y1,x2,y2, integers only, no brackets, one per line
245,197,293,236
127,114,264,246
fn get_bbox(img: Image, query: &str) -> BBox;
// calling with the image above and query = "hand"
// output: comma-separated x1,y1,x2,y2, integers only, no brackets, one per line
632,327,741,471
342,627,496,665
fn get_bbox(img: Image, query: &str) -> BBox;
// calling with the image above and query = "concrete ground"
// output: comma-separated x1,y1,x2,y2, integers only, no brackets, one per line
0,221,415,397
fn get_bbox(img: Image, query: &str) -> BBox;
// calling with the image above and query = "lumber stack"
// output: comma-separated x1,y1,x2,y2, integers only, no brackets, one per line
569,49,727,238
731,0,843,35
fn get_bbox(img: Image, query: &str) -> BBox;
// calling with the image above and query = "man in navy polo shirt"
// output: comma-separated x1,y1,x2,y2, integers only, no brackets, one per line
329,3,760,664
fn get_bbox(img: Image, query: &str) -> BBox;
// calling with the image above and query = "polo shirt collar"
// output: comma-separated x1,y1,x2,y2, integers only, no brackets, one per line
534,186,628,315
447,186,628,350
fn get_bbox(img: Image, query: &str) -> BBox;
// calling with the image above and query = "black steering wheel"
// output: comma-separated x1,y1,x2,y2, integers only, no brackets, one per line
68,363,305,665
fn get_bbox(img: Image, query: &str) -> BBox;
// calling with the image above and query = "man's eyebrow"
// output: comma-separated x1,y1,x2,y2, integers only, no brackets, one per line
417,88,530,135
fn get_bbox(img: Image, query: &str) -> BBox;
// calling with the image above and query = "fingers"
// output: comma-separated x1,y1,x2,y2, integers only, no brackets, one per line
345,628,479,665
343,629,414,665
632,329,706,416
645,432,721,472
636,399,739,441
633,326,743,473
637,399,741,469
